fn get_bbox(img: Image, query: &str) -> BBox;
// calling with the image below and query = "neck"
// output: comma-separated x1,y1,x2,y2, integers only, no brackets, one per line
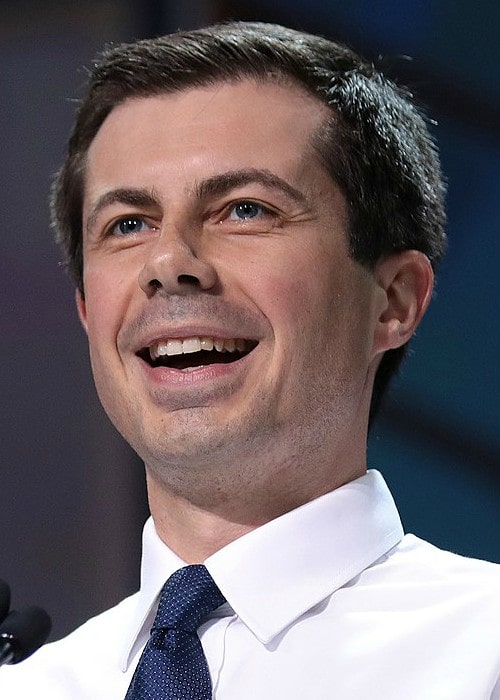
144,390,372,562
145,450,366,563
147,483,257,563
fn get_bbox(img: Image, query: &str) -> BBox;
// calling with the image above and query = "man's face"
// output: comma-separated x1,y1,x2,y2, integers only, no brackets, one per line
79,80,383,493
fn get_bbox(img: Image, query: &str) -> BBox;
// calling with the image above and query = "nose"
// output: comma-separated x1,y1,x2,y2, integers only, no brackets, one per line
138,228,218,297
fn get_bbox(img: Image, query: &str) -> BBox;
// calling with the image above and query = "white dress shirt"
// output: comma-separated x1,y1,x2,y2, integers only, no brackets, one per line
1,470,499,699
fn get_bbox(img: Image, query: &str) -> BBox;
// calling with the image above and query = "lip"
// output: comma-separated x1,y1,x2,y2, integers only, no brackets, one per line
122,316,264,400
130,324,262,355
134,341,256,388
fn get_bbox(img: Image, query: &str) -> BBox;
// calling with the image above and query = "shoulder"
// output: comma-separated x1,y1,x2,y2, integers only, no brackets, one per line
346,535,500,694
393,534,500,582
0,592,138,698
364,534,500,618
40,589,138,659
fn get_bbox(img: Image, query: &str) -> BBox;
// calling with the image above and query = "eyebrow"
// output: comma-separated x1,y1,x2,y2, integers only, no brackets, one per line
193,168,308,207
86,188,161,233
85,168,307,233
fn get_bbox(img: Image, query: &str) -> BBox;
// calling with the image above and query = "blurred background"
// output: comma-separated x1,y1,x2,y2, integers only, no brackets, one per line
1,0,499,641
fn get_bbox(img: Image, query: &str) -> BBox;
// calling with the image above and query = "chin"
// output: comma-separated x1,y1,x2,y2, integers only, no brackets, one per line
133,420,229,466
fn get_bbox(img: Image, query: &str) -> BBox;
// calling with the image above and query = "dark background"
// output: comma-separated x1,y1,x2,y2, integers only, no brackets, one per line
1,0,499,641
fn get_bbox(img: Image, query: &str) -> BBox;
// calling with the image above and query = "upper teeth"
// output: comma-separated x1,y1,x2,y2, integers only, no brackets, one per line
149,337,247,360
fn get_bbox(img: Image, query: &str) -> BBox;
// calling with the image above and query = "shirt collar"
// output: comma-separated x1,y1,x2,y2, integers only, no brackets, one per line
119,518,187,671
120,470,403,670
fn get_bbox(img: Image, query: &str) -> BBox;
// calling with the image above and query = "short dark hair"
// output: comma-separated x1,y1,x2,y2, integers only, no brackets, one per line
51,21,446,419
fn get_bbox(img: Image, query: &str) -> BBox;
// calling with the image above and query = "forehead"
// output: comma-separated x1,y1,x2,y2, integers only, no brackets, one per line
84,79,332,201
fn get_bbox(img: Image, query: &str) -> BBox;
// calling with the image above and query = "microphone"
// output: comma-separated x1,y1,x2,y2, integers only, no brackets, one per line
0,607,52,666
0,580,10,624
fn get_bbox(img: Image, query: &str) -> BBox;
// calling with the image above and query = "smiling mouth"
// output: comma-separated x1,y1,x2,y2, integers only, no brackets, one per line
137,336,258,371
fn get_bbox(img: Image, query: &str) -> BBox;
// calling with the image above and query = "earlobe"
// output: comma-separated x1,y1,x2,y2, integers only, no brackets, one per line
75,289,88,333
372,250,434,358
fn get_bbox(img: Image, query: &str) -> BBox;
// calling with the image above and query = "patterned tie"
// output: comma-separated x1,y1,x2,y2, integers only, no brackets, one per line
125,565,225,700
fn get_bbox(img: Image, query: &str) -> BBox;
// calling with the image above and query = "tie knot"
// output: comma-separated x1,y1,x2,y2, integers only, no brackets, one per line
153,565,225,634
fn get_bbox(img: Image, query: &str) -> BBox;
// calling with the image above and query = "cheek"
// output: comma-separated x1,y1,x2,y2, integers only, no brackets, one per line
238,256,310,331
250,254,332,329
249,240,324,302
254,250,376,375
82,262,135,351
235,251,334,390
81,266,136,428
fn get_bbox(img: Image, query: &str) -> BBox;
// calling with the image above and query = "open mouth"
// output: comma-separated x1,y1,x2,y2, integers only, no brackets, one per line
137,336,258,371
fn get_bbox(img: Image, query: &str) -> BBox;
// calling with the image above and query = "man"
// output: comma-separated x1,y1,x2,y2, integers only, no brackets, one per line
2,21,499,699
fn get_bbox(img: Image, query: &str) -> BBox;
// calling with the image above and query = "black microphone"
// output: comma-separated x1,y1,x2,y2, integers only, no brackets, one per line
0,580,10,624
0,607,52,666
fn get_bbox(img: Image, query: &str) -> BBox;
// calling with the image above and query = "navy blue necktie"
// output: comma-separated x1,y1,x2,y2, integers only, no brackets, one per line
125,565,225,699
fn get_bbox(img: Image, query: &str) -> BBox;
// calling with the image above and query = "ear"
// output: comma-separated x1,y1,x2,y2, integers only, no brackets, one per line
75,289,88,333
371,250,434,359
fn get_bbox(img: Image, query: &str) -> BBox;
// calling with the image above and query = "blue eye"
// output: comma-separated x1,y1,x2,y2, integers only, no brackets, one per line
229,201,265,221
113,217,151,235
